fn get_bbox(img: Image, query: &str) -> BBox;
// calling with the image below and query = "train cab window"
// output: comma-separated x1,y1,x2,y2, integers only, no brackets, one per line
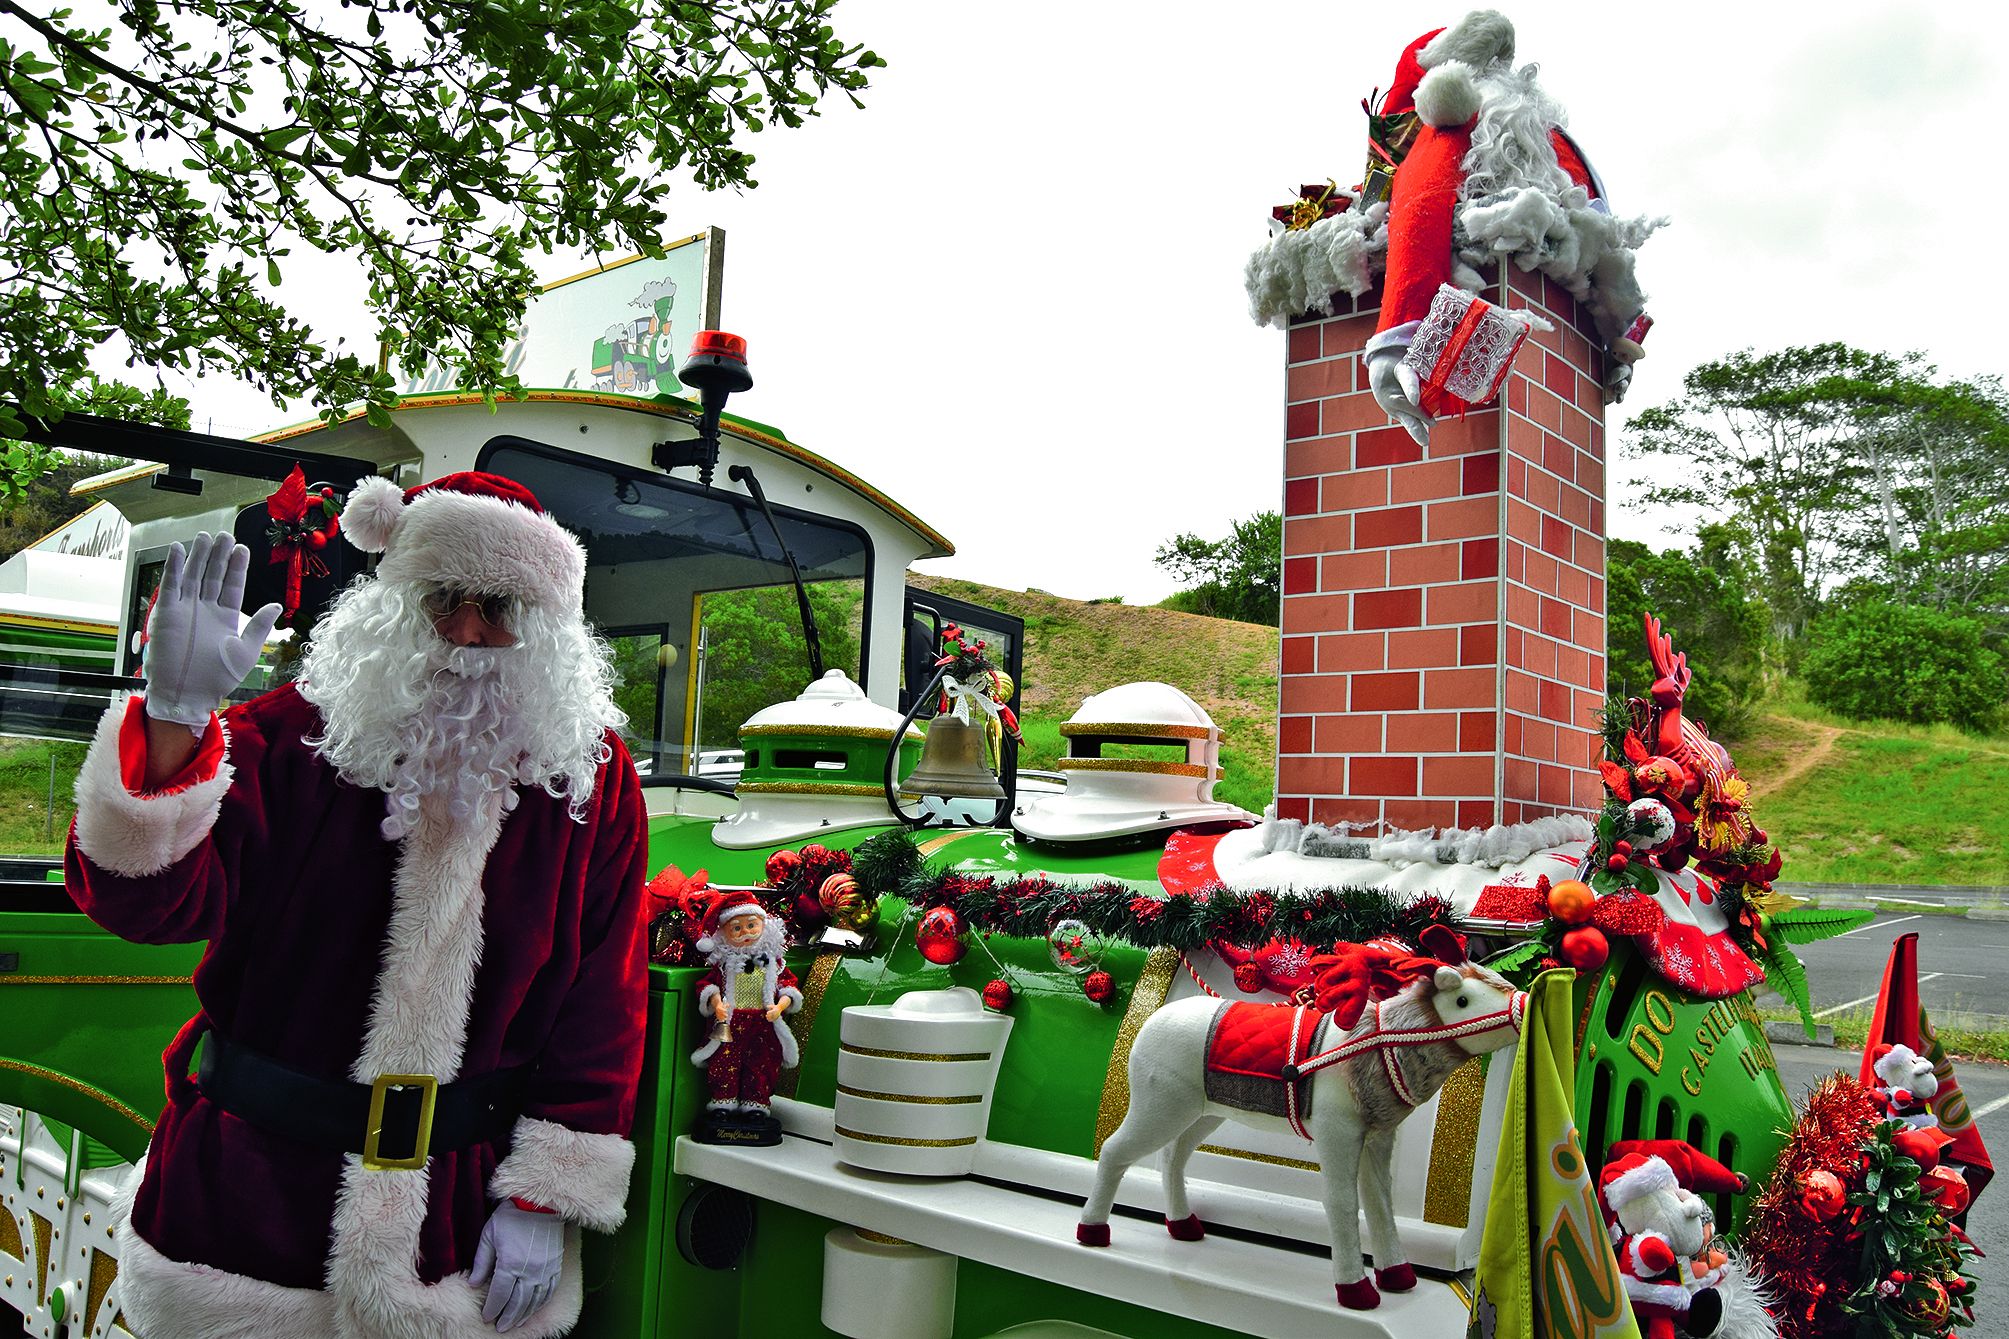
478,439,870,786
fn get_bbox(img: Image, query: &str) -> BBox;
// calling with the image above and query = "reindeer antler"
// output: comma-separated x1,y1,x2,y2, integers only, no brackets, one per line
1643,612,1690,700
1308,942,1446,1029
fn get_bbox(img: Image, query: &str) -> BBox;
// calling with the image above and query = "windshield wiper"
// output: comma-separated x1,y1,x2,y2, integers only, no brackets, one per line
726,463,826,682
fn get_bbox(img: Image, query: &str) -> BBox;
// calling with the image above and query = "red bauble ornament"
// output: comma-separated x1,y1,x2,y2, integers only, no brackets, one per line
765,848,801,884
1893,1126,1942,1169
1558,925,1609,971
793,890,826,927
1605,854,1629,873
306,529,328,550
799,843,831,865
1797,1168,1846,1221
982,978,1013,1011
1921,1164,1970,1215
1083,970,1115,1004
1904,1276,1950,1328
915,906,967,965
1232,962,1265,994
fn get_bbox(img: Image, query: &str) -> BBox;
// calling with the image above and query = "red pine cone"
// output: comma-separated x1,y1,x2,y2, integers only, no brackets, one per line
1083,970,1115,1004
982,979,1013,1011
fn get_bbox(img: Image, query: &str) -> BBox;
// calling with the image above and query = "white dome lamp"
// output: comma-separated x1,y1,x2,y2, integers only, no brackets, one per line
1013,681,1256,844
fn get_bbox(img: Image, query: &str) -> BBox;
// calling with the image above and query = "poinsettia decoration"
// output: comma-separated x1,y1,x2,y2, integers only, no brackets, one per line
264,465,342,625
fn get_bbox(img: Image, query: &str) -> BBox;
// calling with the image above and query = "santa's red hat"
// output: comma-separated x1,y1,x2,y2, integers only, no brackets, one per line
1382,11,1516,129
694,893,769,955
341,470,586,617
1607,1139,1748,1197
1599,1151,1677,1227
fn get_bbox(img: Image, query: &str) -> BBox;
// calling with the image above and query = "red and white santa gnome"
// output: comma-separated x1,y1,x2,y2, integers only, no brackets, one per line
1870,1042,1941,1130
1601,1151,1725,1339
69,472,648,1339
691,895,803,1115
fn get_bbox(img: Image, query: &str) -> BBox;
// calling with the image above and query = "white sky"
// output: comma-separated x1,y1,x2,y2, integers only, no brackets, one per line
131,1,2009,605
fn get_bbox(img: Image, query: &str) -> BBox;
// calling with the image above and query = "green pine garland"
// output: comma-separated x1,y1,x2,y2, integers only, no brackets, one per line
847,831,1464,953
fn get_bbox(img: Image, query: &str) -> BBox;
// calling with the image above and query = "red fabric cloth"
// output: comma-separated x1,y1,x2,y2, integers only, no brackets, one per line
1632,918,1764,999
67,682,650,1291
118,695,226,795
1205,1002,1319,1081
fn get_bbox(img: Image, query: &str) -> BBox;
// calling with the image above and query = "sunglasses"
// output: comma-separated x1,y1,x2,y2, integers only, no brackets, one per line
421,587,516,628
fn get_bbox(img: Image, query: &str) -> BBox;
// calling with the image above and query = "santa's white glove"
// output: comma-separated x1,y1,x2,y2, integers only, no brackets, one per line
472,1200,565,1333
1364,346,1432,446
1602,359,1634,406
141,532,282,731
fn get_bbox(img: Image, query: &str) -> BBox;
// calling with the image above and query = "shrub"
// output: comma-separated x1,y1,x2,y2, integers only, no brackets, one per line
1801,603,2007,732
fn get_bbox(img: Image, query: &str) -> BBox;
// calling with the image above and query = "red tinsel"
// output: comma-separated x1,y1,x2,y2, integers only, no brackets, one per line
1471,878,1550,922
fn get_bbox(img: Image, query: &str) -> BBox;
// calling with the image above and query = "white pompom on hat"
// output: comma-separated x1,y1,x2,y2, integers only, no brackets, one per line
341,471,586,617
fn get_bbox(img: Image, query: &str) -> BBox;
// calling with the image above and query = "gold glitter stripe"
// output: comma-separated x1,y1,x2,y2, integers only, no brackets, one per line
0,976,192,986
1059,758,1207,778
833,1126,977,1148
1195,1143,1321,1173
734,782,887,797
838,1043,990,1063
1094,947,1179,1153
772,949,843,1100
32,1214,50,1305
835,1084,980,1106
0,1202,21,1260
1422,1059,1485,1227
852,1228,914,1247
739,724,920,741
1060,722,1212,740
0,1058,154,1139
86,1247,118,1334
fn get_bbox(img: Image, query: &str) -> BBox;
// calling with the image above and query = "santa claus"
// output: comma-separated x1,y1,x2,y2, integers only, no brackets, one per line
690,896,801,1142
1364,10,1661,441
1600,1151,1725,1339
67,473,649,1338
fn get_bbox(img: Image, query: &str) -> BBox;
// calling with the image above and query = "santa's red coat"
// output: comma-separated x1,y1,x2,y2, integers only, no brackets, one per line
66,685,650,1339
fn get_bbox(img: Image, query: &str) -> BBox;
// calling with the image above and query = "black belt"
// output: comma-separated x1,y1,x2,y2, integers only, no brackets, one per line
195,1027,531,1171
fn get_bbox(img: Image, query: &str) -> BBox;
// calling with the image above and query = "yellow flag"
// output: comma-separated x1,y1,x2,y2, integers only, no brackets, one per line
1468,969,1640,1339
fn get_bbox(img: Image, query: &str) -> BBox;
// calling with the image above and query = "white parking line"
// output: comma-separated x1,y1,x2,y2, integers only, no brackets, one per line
1830,914,1922,940
1870,895,1945,907
1814,973,1941,1020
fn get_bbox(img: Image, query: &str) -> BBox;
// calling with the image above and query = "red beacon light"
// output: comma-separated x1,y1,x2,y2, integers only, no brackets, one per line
658,330,754,486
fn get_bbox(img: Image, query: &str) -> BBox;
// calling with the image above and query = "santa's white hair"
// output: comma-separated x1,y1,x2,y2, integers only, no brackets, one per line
298,575,623,840
1459,60,1572,204
700,911,788,976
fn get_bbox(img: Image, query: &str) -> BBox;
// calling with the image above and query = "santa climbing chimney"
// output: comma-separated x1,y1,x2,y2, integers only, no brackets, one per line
1252,11,1654,832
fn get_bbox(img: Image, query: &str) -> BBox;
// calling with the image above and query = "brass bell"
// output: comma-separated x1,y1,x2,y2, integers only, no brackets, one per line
899,716,1007,801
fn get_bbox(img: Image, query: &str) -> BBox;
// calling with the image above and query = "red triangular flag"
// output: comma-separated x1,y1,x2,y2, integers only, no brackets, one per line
1859,932,1993,1207
1858,932,1923,1077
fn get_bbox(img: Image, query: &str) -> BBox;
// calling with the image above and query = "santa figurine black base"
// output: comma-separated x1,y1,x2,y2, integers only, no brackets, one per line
690,894,801,1146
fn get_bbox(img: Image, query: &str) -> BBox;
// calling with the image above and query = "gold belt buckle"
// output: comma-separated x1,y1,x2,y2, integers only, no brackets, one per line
362,1073,438,1171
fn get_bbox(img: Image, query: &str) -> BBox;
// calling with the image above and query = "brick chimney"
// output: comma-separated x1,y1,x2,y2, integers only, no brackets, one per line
1275,267,1607,830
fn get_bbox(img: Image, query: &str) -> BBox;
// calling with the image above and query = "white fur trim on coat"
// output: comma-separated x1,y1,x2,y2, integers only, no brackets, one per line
490,1116,636,1233
116,1220,335,1339
1414,60,1482,128
72,697,234,877
1418,9,1514,70
374,488,587,618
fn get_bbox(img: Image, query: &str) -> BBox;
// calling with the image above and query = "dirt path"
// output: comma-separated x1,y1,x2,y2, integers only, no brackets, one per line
1761,713,1846,794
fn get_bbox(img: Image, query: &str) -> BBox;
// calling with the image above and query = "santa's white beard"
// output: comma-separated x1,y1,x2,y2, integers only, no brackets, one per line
297,577,624,840
1460,62,1572,204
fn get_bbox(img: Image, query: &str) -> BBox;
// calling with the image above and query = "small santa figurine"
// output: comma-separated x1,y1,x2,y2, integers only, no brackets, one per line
690,895,802,1142
1869,1043,1941,1130
1600,1151,1724,1339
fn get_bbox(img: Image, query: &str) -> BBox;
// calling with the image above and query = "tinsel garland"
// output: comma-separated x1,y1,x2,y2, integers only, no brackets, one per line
1739,1073,1978,1337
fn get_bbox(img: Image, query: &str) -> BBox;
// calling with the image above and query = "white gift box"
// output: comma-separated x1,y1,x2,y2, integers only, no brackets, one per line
1402,282,1552,416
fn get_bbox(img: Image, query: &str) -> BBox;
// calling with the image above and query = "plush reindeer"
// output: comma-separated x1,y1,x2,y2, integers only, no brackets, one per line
1076,927,1525,1311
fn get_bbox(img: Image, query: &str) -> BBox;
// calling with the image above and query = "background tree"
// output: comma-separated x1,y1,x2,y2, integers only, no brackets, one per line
1606,526,1768,738
0,373,163,554
1155,510,1282,625
0,0,880,443
1624,345,1920,640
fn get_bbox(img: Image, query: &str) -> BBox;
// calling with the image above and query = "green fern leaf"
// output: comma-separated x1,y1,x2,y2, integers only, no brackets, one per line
1768,906,1875,944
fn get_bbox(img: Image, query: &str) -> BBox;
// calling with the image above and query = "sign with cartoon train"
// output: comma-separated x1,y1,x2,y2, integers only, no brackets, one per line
397,228,724,397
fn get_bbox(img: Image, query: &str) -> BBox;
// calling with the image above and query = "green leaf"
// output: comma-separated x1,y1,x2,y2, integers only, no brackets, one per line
266,258,282,287
1768,906,1876,944
1762,939,1818,1037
